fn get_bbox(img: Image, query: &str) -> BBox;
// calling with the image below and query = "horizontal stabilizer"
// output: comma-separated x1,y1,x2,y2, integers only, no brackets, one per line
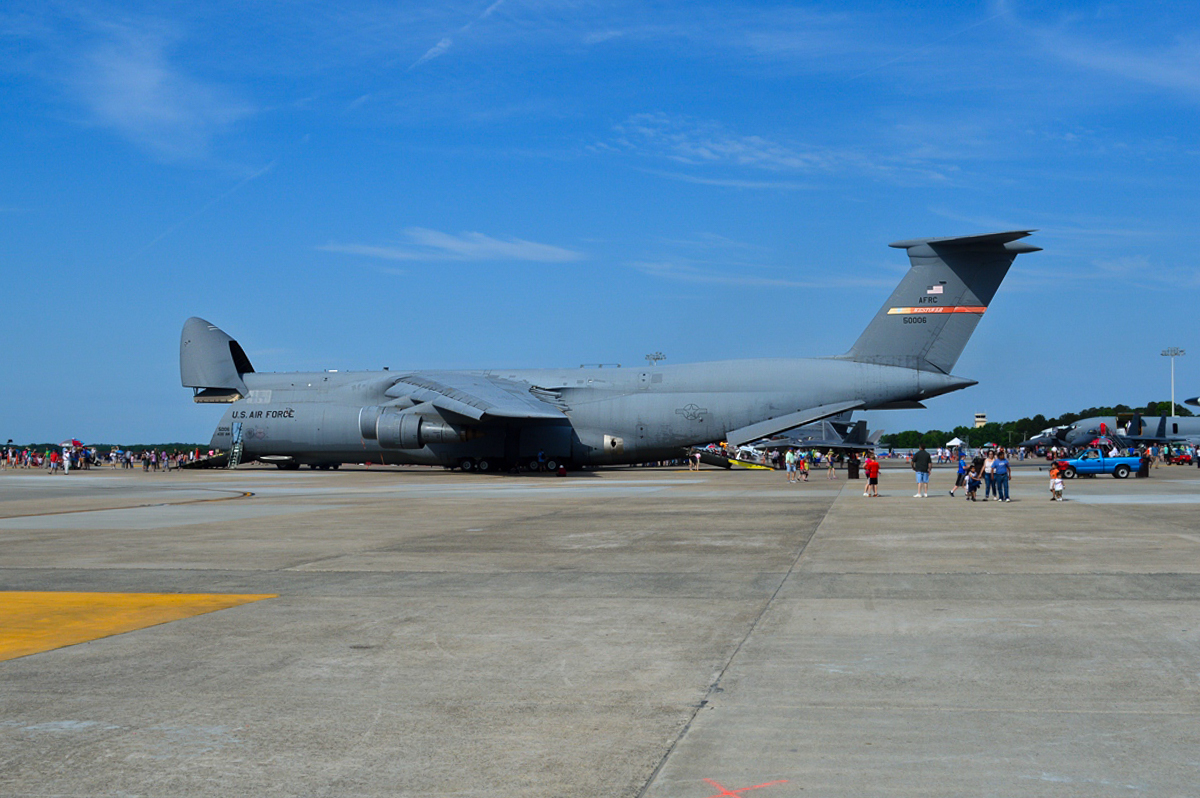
725,400,865,447
870,400,927,410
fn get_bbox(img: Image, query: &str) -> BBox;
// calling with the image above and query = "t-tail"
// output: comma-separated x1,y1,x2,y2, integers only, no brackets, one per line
840,230,1040,374
180,316,256,402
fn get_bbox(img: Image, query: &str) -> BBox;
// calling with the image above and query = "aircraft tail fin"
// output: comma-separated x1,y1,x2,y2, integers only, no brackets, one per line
840,230,1040,374
843,419,869,446
180,317,255,403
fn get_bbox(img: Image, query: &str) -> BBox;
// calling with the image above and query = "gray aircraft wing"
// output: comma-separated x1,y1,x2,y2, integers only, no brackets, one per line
725,400,865,447
386,374,566,421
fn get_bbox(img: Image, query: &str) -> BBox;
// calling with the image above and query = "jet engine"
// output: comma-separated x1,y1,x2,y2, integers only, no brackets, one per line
359,406,478,449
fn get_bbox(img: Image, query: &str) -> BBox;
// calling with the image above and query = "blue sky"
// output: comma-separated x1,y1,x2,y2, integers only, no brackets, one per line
2,1,1198,444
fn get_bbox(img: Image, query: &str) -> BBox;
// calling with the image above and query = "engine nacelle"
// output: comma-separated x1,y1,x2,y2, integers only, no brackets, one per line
359,406,477,449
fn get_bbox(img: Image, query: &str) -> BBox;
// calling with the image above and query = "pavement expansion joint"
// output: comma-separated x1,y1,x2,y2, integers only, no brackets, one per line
0,489,254,521
635,482,837,798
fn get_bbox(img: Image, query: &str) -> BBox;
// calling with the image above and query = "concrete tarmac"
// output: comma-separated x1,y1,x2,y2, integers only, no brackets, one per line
1,461,1197,797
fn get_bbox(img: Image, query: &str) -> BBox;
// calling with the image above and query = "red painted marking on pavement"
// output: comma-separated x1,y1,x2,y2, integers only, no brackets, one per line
701,777,788,798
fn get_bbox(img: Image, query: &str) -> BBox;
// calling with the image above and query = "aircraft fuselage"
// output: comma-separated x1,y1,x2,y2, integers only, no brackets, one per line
208,358,971,468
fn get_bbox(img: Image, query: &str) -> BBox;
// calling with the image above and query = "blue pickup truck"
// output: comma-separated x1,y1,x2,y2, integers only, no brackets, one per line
1059,448,1141,479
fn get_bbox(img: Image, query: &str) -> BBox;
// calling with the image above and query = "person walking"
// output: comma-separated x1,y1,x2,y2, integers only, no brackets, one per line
863,452,880,497
785,449,797,483
826,450,837,480
949,451,968,497
994,448,1012,502
911,444,932,497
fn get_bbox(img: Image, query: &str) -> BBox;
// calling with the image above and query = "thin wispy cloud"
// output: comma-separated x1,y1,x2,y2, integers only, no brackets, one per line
615,112,833,171
409,0,506,70
848,9,1009,81
128,160,276,261
321,228,583,263
633,259,894,290
610,113,957,187
999,1,1200,100
411,37,454,69
638,168,811,190
69,20,254,161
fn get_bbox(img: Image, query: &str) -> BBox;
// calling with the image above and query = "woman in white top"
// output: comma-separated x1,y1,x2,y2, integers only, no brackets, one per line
982,450,997,501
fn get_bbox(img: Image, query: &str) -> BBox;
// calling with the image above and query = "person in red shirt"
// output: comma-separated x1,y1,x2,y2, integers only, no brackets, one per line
863,453,880,497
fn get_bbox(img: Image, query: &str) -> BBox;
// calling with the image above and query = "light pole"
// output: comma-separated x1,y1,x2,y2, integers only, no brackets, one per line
1161,348,1186,418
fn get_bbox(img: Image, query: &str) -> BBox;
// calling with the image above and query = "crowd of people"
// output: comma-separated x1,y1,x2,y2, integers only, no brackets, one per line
947,448,1014,501
1,445,211,473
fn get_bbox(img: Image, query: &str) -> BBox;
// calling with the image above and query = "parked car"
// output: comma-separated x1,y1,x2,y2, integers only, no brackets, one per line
1058,448,1142,479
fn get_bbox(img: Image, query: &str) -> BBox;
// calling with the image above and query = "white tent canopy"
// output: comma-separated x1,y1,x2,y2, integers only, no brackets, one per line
945,437,965,447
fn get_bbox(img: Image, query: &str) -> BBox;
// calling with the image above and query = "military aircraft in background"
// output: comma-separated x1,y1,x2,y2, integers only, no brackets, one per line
756,414,881,452
181,230,1039,471
1054,414,1200,449
1018,426,1063,449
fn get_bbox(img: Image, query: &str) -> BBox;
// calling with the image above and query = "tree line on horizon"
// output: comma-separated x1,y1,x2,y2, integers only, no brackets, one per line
4,442,204,452
878,400,1194,451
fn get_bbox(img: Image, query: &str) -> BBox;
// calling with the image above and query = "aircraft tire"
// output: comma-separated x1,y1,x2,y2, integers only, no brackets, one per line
529,459,542,472
459,457,476,472
477,459,491,472
545,459,559,471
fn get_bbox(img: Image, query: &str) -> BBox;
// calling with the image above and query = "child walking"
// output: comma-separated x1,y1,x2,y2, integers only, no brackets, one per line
1049,464,1064,501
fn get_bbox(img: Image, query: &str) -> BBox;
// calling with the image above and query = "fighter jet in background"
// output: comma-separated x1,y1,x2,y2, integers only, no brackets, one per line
756,415,881,452
1018,426,1064,449
181,230,1038,471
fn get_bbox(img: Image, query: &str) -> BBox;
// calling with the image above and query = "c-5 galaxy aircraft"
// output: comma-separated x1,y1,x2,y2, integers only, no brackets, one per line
181,230,1039,471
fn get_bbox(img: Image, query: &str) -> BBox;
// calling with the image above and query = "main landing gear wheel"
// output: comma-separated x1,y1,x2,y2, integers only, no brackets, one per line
545,459,559,471
476,459,491,472
459,457,476,472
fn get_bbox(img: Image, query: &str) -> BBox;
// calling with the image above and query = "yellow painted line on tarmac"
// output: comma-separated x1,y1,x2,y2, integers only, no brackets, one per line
0,592,276,662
